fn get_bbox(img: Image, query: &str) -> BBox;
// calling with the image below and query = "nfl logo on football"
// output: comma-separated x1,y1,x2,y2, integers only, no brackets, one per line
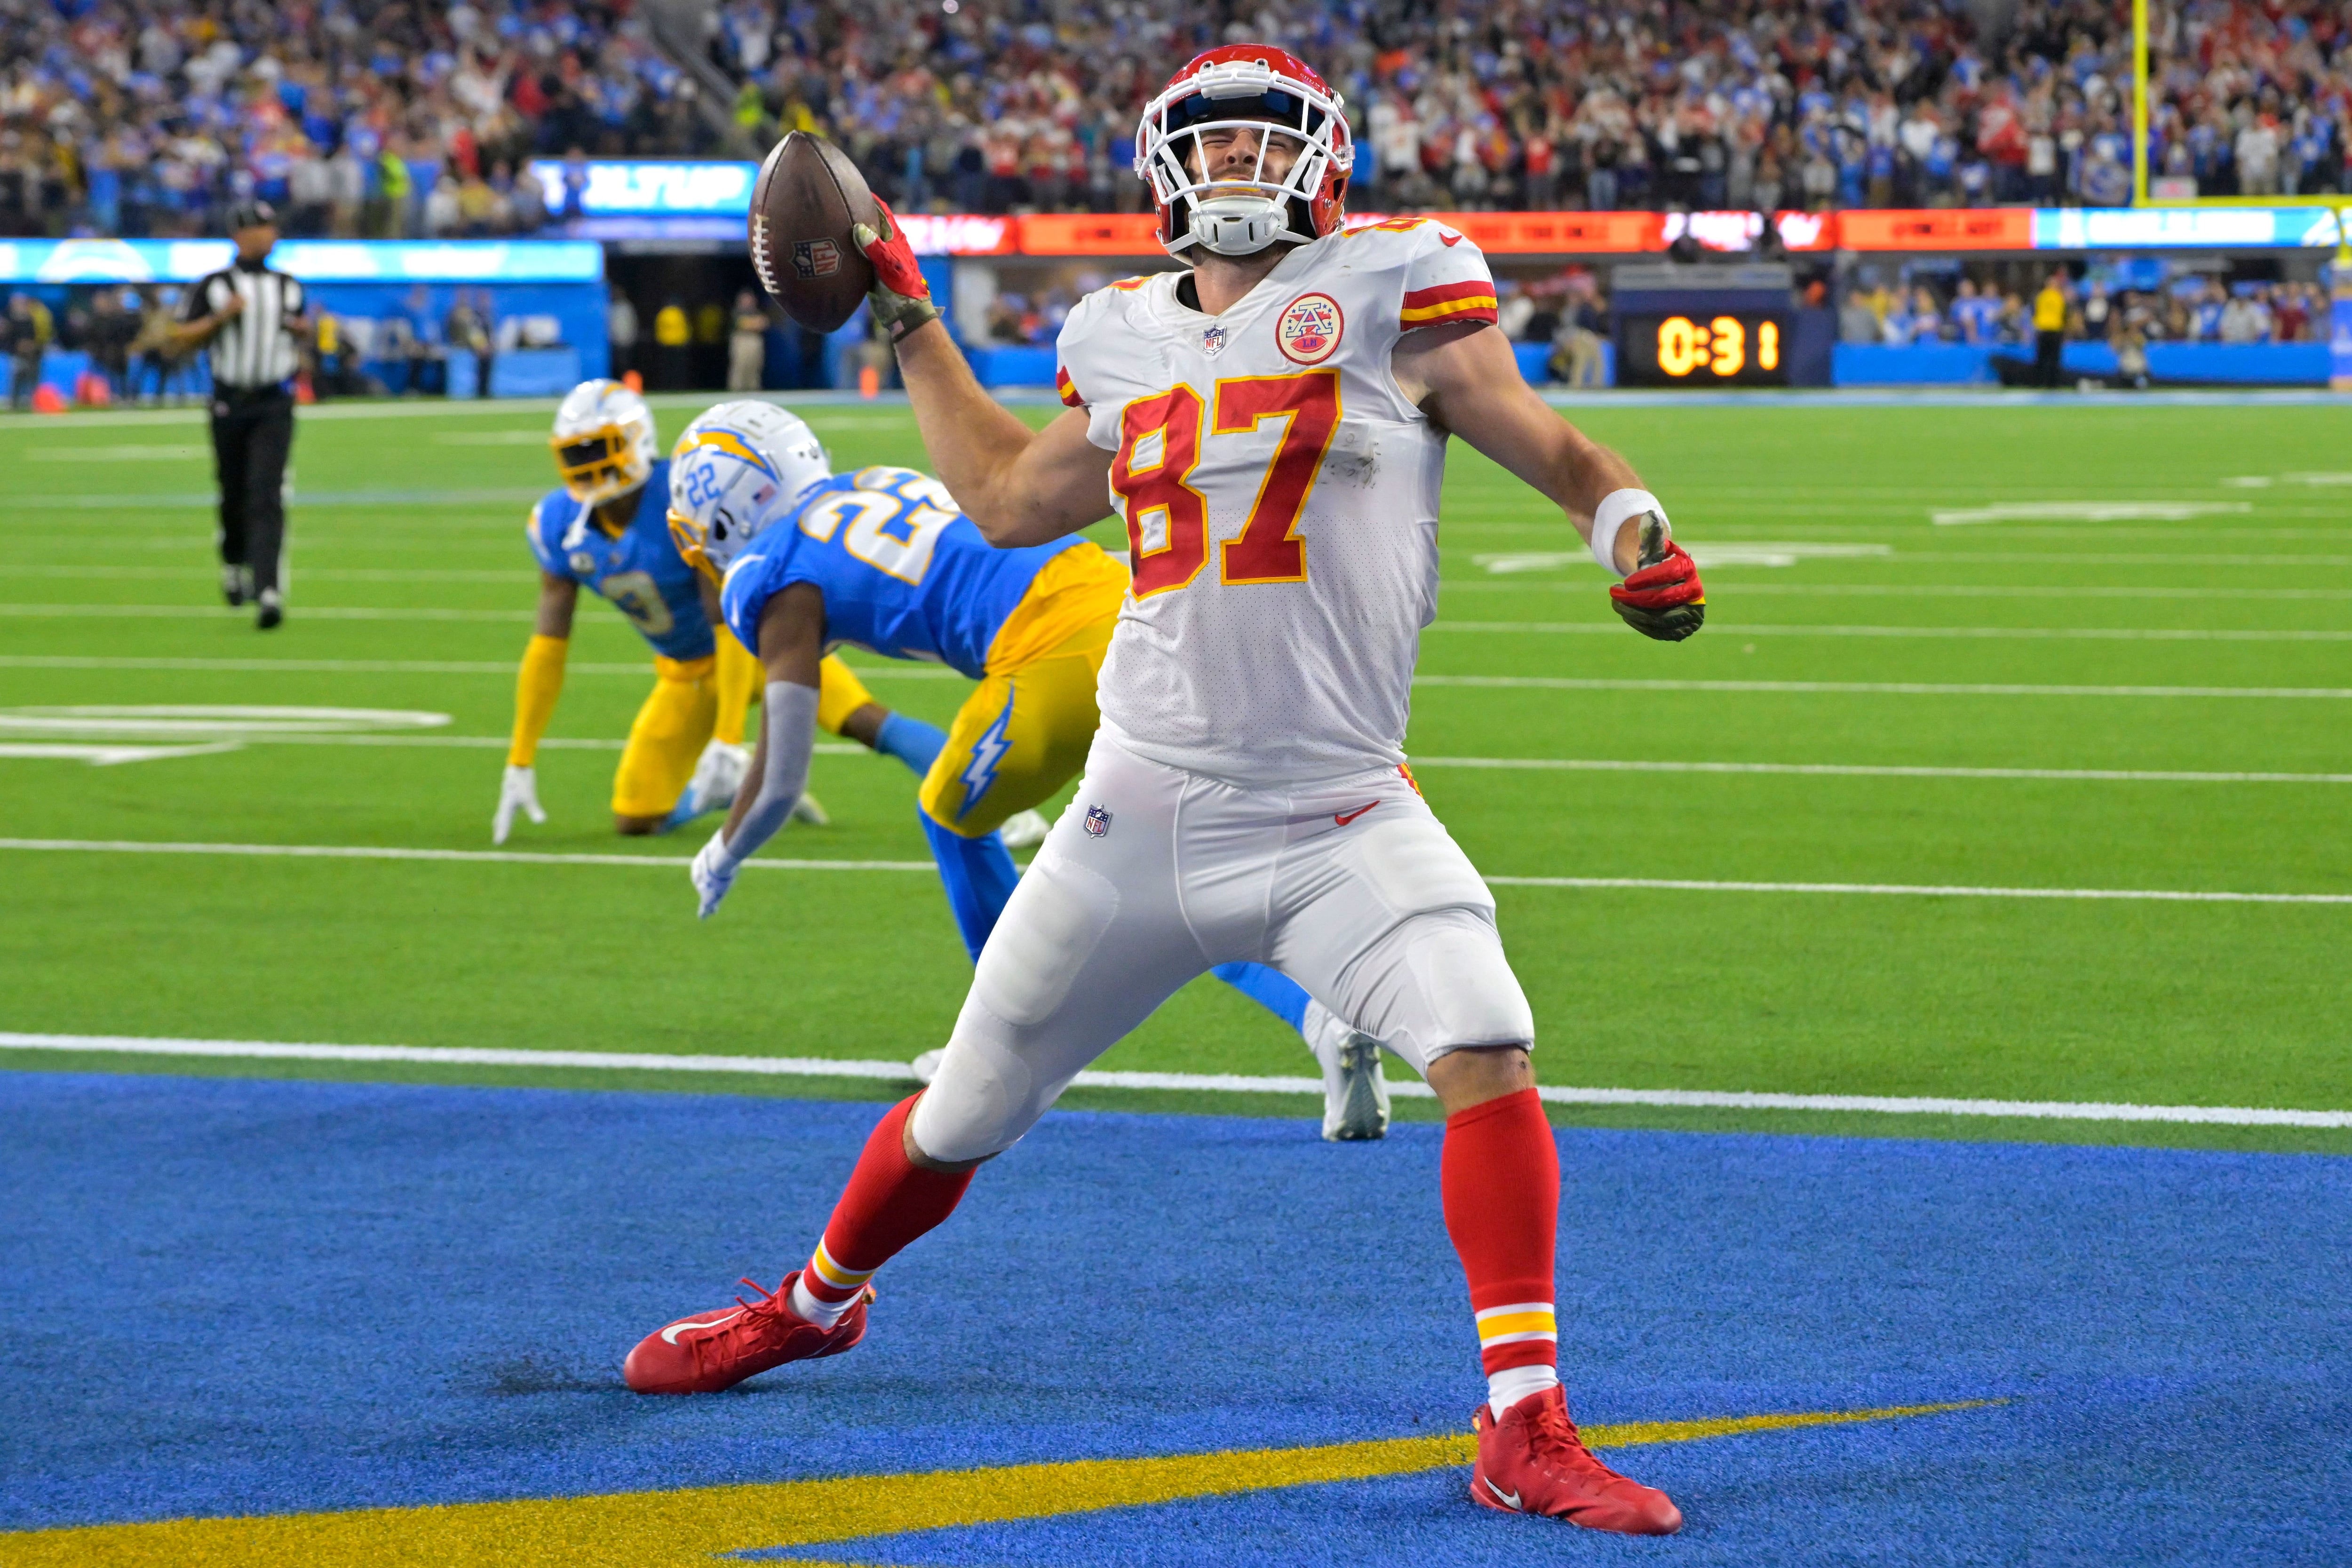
1201,323,1228,357
1275,292,1343,365
792,239,842,280
1083,804,1112,838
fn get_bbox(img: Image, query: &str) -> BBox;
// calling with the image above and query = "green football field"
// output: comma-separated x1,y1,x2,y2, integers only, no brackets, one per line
2,391,2347,1154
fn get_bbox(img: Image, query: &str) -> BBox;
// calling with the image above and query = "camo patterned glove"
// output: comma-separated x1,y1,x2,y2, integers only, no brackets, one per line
851,199,941,344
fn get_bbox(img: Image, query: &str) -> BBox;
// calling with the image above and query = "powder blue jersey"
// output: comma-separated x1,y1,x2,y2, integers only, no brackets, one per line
525,458,715,661
720,466,1079,678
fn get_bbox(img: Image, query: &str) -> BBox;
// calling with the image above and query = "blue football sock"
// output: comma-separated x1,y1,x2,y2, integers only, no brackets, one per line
874,712,946,779
921,809,1021,961
1212,962,1312,1035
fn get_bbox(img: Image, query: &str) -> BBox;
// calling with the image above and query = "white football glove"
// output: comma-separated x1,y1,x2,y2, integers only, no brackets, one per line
690,827,742,919
492,764,545,844
683,739,751,818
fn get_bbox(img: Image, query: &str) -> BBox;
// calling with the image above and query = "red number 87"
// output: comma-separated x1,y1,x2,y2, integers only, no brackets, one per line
1109,370,1342,599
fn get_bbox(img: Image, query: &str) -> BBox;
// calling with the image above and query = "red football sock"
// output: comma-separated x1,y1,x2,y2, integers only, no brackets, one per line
790,1094,973,1326
1441,1087,1561,1406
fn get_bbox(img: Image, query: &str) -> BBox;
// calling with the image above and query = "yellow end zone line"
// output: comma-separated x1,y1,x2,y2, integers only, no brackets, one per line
0,1402,1994,1568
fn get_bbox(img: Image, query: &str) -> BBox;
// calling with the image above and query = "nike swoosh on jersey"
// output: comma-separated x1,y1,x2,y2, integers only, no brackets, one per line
1333,802,1380,826
661,1309,744,1345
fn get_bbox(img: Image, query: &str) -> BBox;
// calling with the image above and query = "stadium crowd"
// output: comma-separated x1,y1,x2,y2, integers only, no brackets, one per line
0,0,2342,240
0,0,714,241
706,0,2352,215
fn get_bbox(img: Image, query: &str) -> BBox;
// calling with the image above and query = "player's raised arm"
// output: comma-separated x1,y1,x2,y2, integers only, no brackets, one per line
1395,321,1706,642
853,207,1112,548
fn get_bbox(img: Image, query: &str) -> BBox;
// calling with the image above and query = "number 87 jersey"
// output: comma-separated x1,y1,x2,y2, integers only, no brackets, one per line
1057,218,1498,788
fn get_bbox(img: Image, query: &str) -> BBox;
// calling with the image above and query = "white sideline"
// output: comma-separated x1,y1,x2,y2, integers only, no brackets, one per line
3,837,2348,904
9,657,2352,701
2,1031,2344,1129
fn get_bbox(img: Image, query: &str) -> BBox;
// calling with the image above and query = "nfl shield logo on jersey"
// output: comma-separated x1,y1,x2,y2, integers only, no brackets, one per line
1275,292,1344,365
1200,323,1228,357
792,239,842,279
569,551,597,575
1083,804,1111,838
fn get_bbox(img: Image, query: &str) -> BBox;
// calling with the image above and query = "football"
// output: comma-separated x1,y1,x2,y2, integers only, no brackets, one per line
749,132,880,334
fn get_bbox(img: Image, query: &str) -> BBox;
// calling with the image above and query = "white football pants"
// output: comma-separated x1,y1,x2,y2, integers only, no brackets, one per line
910,735,1536,1163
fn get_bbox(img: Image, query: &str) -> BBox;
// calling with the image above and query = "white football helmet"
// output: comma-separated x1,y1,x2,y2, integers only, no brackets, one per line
666,400,831,581
550,379,658,506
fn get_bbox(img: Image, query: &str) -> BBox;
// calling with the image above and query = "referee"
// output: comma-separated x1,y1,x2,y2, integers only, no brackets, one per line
174,201,308,630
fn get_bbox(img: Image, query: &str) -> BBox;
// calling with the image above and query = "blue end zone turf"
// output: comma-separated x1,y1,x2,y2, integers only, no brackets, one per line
2,1072,2346,1563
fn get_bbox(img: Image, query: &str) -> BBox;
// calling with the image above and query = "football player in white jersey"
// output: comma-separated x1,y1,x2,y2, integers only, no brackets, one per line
621,45,1705,1536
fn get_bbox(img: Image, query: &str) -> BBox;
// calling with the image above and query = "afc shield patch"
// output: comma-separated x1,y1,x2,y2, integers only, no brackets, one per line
792,239,843,279
1082,804,1112,838
1275,291,1344,365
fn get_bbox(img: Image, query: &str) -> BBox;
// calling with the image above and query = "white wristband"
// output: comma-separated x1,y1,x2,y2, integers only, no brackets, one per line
1591,488,1666,575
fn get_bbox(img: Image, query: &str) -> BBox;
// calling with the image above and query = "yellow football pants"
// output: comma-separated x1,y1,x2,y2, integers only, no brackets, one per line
610,651,878,819
917,543,1129,838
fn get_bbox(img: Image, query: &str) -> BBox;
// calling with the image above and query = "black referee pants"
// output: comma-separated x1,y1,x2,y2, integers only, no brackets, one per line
211,389,294,595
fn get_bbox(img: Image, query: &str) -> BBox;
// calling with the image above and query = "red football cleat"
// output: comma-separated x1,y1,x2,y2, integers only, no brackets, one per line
1469,1385,1684,1535
623,1271,872,1395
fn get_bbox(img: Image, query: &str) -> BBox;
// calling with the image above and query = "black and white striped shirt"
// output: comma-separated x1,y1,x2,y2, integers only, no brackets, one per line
182,262,306,391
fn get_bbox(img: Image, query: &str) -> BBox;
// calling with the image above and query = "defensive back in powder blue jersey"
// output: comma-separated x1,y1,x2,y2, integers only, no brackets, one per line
525,457,715,661
720,466,1080,678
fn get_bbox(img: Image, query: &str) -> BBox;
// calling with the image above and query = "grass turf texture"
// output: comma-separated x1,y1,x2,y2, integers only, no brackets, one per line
2,397,2350,1154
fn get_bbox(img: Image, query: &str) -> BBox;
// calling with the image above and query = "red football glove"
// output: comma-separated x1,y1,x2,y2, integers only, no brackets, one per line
850,199,939,343
1610,542,1706,642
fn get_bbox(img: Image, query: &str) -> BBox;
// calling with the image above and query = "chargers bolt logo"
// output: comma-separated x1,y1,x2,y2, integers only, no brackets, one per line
1275,292,1343,365
1083,805,1112,838
793,239,842,279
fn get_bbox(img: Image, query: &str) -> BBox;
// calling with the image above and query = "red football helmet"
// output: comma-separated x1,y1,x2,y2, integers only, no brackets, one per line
1135,46,1353,258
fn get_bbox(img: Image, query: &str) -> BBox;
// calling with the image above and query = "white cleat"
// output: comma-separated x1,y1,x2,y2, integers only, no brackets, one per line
1303,998,1389,1141
911,1048,944,1085
997,808,1051,849
791,792,830,826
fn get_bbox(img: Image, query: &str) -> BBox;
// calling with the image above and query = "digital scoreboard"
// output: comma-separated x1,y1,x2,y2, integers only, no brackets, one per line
1616,311,1795,385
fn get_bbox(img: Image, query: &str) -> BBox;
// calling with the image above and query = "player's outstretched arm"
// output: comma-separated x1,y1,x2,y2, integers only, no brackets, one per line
691,583,825,917
495,573,578,843
1396,321,1705,641
853,207,1112,547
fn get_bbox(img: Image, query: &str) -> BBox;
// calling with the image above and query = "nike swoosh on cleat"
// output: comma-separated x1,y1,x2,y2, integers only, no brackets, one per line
1485,1476,1523,1511
1333,802,1379,826
660,1309,743,1345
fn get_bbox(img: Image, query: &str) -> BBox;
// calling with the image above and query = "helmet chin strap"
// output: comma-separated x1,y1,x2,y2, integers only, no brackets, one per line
1187,191,1293,256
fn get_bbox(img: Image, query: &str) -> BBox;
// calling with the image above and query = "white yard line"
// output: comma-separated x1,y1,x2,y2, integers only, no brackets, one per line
7,657,2346,699
1411,756,2352,785
0,839,931,871
141,735,2352,782
2,836,2344,903
2,1030,2344,1128
0,604,540,621
1414,675,2352,700
9,566,542,583
1440,582,2352,601
1481,874,2352,904
1431,621,2352,642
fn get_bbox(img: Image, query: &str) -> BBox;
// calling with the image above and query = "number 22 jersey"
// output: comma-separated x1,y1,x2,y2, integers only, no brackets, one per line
720,467,1081,679
1054,219,1497,788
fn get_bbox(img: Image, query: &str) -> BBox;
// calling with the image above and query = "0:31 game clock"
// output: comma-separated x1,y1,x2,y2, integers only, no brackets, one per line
1616,312,1794,387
